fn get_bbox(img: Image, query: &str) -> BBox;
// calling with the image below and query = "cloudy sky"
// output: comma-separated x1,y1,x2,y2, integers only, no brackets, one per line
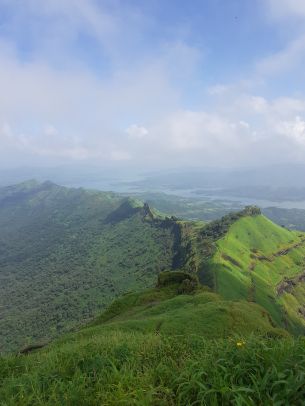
1,0,305,169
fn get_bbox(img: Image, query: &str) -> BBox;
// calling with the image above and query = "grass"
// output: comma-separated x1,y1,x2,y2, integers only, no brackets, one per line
211,215,305,334
2,186,305,403
1,332,305,405
0,275,296,404
3,182,305,352
88,280,287,339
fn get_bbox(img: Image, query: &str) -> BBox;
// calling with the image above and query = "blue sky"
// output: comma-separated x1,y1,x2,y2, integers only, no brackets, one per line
0,0,305,168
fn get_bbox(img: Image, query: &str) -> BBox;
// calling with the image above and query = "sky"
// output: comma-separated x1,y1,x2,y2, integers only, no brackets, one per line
1,0,305,170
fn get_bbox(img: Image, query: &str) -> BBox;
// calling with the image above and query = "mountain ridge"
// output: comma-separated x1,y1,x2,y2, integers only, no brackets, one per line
0,181,176,352
1,181,305,404
1,180,305,354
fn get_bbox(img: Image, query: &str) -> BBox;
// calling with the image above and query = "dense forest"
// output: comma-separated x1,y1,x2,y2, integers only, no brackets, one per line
0,181,177,352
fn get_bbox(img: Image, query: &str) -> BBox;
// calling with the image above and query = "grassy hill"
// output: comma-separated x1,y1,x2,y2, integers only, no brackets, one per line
2,181,305,352
0,181,180,352
1,272,304,405
2,182,305,403
201,211,305,334
89,271,287,339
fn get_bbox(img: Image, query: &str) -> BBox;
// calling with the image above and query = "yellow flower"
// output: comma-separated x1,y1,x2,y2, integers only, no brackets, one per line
236,340,245,347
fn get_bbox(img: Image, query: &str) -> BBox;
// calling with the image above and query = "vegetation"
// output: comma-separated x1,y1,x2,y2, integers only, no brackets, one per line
264,206,305,231
130,191,242,221
2,181,305,353
209,214,305,334
2,181,305,404
0,181,177,352
200,206,261,241
0,276,304,405
2,333,305,405
134,190,305,231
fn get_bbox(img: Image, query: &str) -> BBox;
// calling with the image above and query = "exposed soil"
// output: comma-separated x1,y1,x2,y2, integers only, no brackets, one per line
276,271,305,296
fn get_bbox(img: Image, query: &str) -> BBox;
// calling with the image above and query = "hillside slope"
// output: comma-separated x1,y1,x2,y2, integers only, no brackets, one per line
0,181,180,352
195,210,305,334
2,181,305,353
89,271,287,338
2,273,305,405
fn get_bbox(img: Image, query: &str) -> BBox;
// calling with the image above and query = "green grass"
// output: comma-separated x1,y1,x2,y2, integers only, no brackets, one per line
1,331,304,405
3,180,305,406
88,286,287,340
2,182,305,353
210,215,305,333
0,277,301,405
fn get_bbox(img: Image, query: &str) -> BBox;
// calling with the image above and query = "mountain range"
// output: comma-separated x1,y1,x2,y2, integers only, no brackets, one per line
1,180,305,403
1,181,305,354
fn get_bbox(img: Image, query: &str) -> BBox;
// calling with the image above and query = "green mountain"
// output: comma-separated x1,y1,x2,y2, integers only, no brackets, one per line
197,209,305,334
2,182,305,404
167,206,305,335
0,181,179,352
1,180,305,355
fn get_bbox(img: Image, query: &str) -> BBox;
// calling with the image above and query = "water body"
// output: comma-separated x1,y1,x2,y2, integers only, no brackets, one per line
200,194,305,210
135,186,305,210
61,178,305,211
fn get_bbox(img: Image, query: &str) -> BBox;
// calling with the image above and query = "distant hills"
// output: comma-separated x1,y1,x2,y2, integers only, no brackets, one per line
4,164,305,202
131,164,305,189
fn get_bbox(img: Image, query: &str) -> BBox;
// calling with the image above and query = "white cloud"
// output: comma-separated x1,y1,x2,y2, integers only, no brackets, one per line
207,84,232,96
162,111,239,151
0,121,91,160
0,36,183,165
126,125,148,139
275,116,305,145
1,0,305,169
1,122,13,138
257,34,305,76
267,0,305,19
239,121,250,129
1,0,119,59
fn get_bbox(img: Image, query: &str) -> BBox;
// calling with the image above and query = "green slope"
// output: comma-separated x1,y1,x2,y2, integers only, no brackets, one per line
2,273,305,405
0,181,177,352
88,272,287,339
200,211,305,334
2,181,305,354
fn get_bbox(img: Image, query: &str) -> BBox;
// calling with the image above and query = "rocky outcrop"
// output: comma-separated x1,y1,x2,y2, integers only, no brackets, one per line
276,271,305,295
